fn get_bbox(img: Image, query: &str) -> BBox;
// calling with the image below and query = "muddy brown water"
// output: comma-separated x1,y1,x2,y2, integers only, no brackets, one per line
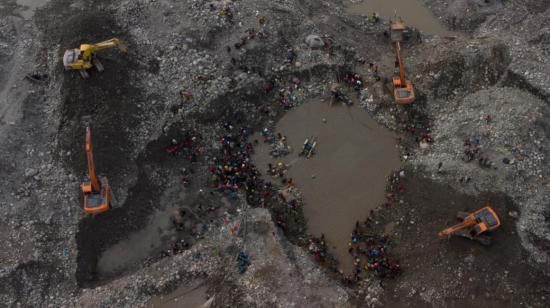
252,100,400,273
346,0,450,36
96,207,178,277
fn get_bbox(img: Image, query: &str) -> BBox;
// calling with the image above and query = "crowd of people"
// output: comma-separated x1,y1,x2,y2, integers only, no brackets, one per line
345,223,401,285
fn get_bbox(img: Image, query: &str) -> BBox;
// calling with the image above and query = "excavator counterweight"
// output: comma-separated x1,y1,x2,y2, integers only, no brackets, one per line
63,38,127,78
81,127,111,215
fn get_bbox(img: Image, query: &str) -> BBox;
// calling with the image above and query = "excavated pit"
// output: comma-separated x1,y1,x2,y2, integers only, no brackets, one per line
368,170,550,307
252,99,401,274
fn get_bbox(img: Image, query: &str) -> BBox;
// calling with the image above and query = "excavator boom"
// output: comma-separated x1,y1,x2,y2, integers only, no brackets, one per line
437,218,476,238
88,38,128,53
395,42,406,87
85,127,101,193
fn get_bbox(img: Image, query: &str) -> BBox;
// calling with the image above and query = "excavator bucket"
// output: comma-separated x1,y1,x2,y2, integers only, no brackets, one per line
390,20,406,42
117,41,128,53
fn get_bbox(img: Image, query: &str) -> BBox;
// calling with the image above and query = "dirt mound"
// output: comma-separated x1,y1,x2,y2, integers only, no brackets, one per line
416,39,510,99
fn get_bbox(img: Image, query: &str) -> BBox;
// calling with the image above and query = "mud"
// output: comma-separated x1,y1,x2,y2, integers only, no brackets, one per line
252,100,400,273
96,207,178,277
149,280,210,308
367,169,550,307
346,0,451,36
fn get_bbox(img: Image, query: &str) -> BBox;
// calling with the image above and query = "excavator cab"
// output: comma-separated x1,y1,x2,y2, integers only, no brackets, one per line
81,127,111,215
392,77,415,104
81,177,111,215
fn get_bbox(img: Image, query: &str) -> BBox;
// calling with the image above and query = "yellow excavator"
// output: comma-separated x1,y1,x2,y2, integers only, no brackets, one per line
438,206,501,245
81,127,111,215
63,38,127,78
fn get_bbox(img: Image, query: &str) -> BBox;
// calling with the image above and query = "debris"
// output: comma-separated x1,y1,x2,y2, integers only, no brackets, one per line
305,34,325,48
24,168,38,178
330,83,353,106
237,251,251,274
24,73,48,83
419,140,429,149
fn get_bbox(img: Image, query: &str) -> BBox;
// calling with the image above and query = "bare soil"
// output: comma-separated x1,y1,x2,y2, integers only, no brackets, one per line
369,168,550,307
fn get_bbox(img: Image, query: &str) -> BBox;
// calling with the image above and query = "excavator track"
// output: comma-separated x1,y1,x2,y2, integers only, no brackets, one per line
93,58,104,72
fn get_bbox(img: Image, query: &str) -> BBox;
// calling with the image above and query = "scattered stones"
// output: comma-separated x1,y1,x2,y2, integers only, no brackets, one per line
305,34,325,48
24,168,38,178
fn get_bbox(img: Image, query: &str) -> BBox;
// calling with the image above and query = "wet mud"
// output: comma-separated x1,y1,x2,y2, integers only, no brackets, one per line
252,100,401,273
366,169,550,307
149,280,210,308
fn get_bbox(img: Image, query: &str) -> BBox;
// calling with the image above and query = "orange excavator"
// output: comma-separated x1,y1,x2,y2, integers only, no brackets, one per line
390,20,415,105
81,127,111,215
438,206,501,245
392,42,415,104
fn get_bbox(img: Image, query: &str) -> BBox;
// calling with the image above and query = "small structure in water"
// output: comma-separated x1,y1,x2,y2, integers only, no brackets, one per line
300,137,317,159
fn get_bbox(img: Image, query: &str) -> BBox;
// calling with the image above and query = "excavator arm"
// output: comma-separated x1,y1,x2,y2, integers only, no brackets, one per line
85,127,101,193
437,217,476,239
80,38,128,62
395,41,406,88
90,38,128,52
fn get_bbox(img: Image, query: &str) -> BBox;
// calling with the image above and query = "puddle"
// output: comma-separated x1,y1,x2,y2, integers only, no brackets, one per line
149,280,210,308
96,207,178,277
346,0,450,36
252,100,401,273
16,0,50,19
